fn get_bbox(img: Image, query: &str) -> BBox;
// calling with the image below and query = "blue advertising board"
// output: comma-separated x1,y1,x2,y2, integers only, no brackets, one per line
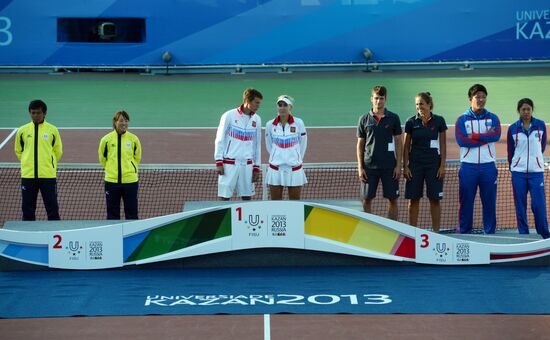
0,0,549,66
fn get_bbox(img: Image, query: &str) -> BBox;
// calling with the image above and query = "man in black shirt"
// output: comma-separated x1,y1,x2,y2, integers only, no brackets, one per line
356,85,403,220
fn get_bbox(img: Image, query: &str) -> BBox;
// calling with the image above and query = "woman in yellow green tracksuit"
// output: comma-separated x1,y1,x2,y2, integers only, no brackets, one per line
98,111,142,220
14,100,63,221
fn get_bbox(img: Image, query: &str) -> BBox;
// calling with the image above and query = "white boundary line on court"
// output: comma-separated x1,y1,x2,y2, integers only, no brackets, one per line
459,234,542,241
0,126,359,130
1,124,522,130
0,128,17,151
264,314,271,340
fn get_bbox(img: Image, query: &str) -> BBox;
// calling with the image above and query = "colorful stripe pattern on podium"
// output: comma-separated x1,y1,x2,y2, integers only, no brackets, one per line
124,209,231,262
304,205,415,259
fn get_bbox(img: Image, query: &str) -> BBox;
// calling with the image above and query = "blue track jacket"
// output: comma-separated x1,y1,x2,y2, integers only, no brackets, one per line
455,108,501,163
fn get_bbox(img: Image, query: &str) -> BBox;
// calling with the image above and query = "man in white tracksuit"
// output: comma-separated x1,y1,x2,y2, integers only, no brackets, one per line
214,88,263,200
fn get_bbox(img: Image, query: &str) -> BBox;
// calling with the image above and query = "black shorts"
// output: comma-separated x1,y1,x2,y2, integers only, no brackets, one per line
405,163,443,200
361,168,399,200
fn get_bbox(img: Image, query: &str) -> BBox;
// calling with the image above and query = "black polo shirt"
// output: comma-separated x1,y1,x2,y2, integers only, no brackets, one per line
404,113,447,167
357,109,402,169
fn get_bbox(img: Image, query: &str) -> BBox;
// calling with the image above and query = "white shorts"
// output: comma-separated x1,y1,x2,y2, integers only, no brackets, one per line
218,162,255,198
266,164,307,187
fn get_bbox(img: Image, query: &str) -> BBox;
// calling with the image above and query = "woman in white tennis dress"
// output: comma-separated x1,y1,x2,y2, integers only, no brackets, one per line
265,95,308,200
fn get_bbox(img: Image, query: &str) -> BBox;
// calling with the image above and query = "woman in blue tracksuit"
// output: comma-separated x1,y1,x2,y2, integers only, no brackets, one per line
455,84,501,234
507,98,549,239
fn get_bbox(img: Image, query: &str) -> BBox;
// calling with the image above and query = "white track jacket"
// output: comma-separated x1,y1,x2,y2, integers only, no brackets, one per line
214,105,262,171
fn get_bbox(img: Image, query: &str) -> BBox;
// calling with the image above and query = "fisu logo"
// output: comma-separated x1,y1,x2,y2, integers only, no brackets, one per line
432,242,451,262
69,241,80,252
248,215,260,227
435,243,447,254
244,214,264,235
66,240,83,259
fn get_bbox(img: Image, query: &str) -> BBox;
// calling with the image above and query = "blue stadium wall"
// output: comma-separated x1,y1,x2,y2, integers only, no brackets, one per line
0,0,549,66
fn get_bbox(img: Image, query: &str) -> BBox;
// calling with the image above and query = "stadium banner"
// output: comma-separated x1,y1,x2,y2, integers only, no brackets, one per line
0,0,549,66
1,201,550,269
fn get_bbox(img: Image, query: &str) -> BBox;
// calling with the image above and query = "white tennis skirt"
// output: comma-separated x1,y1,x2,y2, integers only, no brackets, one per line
266,164,307,187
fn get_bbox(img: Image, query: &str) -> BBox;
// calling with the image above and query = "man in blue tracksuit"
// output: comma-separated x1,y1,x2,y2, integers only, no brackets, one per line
455,84,501,234
507,98,549,239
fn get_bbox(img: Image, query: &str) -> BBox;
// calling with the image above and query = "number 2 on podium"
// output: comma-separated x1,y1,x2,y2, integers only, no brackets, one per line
53,234,62,249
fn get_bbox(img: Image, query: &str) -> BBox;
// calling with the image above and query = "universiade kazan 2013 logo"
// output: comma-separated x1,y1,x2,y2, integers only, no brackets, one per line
64,240,105,261
88,241,104,260
432,242,471,263
270,214,287,236
241,213,289,237
455,243,471,262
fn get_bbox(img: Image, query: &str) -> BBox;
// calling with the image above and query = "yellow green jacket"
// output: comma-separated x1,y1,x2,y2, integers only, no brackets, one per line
98,130,142,183
14,120,63,179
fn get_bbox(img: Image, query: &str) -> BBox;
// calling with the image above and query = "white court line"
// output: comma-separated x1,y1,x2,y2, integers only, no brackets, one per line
56,126,218,130
1,124,520,130
44,126,359,130
37,124,484,129
458,234,542,242
0,128,17,151
264,314,271,340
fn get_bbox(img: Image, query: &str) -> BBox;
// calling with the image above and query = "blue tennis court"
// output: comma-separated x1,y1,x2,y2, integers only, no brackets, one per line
2,265,550,318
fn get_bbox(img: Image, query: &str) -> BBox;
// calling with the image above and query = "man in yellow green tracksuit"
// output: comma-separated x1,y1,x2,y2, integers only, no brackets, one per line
14,100,63,220
98,111,142,220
